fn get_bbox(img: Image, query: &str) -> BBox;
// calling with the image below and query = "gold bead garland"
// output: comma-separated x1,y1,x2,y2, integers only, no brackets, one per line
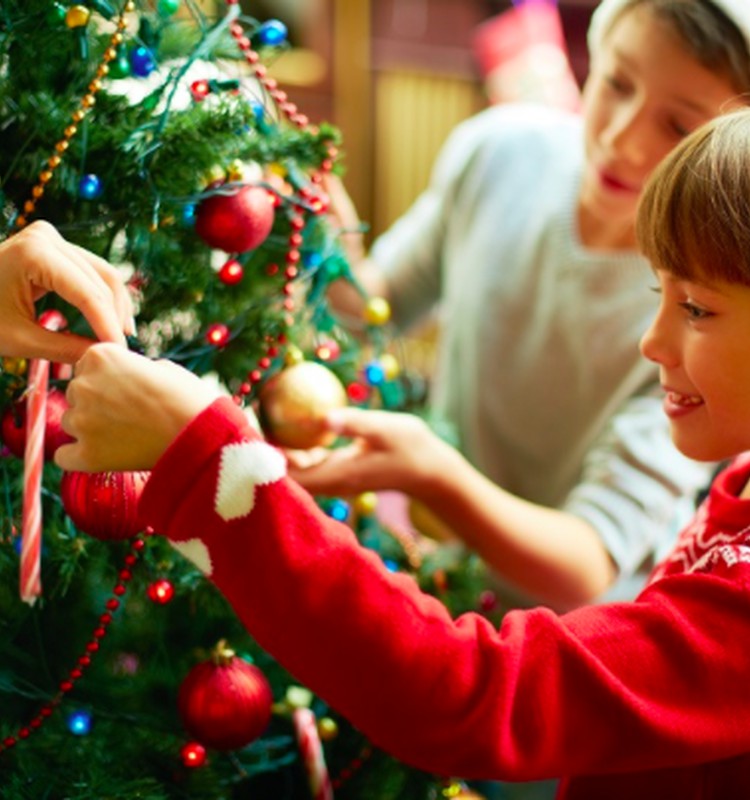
13,1,135,232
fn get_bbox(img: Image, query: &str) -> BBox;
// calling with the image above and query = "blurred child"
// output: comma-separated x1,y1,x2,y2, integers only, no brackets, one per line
314,0,750,611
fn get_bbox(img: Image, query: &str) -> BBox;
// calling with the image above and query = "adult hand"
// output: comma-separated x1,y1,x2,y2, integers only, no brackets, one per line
287,407,459,500
0,221,134,362
55,344,221,472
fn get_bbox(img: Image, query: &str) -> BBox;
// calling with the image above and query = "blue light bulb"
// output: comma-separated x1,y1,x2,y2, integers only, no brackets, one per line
181,203,196,227
78,174,103,200
130,46,156,78
258,20,288,47
67,710,92,736
326,499,350,522
364,362,385,386
303,251,322,269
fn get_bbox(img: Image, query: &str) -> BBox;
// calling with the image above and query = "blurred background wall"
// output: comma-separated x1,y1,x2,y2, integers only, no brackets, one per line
244,0,599,243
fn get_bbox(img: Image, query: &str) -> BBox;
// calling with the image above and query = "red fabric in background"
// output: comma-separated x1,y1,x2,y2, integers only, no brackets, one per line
473,2,582,111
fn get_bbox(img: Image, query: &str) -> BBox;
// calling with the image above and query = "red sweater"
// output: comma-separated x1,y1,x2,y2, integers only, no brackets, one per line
140,399,750,799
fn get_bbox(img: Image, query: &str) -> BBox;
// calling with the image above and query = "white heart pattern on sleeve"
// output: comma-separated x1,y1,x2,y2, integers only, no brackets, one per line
215,440,287,521
167,440,287,577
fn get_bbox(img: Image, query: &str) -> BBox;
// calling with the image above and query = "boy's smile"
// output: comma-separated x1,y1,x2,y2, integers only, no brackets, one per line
641,270,750,463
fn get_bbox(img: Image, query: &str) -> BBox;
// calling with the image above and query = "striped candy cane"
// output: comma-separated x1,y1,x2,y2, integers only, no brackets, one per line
293,707,333,800
20,310,67,605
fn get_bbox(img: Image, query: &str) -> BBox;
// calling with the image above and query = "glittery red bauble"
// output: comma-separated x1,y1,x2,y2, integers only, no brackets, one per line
60,470,149,541
195,185,275,253
178,648,273,751
0,389,74,460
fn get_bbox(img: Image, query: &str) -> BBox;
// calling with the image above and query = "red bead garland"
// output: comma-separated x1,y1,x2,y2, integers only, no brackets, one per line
331,743,374,790
223,2,338,405
0,534,148,753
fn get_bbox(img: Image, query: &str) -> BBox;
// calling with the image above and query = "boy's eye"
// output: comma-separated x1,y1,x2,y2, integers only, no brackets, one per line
679,301,712,320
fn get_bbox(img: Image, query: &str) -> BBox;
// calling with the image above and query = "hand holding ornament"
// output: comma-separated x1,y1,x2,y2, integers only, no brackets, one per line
56,344,220,473
0,221,134,362
286,406,463,501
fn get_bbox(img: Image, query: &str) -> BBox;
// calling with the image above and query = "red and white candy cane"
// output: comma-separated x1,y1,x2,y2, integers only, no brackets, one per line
20,310,67,605
293,707,333,800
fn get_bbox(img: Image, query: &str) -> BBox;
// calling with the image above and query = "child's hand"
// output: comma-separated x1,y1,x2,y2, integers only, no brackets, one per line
55,344,221,473
0,221,134,362
287,407,459,500
323,175,366,263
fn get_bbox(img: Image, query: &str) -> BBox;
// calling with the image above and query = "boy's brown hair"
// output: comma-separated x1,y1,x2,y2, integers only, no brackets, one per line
637,108,750,286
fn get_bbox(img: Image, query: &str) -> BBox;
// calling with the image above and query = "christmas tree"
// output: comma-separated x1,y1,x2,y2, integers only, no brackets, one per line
0,1,493,797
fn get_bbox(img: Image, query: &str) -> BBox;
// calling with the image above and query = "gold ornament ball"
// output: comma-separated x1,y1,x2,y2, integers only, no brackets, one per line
442,782,487,799
284,345,305,367
267,161,288,178
202,164,226,188
259,361,347,449
317,717,339,741
284,684,314,709
2,357,27,376
364,296,391,326
353,491,378,517
379,352,400,380
65,5,91,27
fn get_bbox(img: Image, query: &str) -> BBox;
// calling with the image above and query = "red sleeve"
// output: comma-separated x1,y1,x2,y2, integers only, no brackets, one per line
139,398,750,782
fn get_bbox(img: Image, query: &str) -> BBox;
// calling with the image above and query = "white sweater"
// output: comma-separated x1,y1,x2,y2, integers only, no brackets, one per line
372,103,711,602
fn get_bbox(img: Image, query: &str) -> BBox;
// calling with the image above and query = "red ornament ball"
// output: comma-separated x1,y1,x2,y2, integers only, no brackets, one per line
38,309,68,332
346,381,370,404
180,741,208,768
195,185,275,253
0,389,74,460
178,644,273,751
218,258,244,285
147,578,175,604
60,470,150,540
205,322,230,348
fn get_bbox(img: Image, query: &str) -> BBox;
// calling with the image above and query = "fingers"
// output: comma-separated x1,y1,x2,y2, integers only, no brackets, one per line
5,322,100,364
70,241,135,336
54,440,90,473
284,446,330,470
288,443,370,495
56,344,222,473
20,222,132,350
40,246,129,347
325,407,398,446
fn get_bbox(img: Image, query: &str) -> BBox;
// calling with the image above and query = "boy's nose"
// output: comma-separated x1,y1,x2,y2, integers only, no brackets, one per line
640,310,677,368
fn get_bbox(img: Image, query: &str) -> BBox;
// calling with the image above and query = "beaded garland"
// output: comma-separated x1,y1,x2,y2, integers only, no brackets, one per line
2,4,362,791
13,2,135,232
4,3,411,792
2,0,145,756
0,534,147,753
224,0,337,404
